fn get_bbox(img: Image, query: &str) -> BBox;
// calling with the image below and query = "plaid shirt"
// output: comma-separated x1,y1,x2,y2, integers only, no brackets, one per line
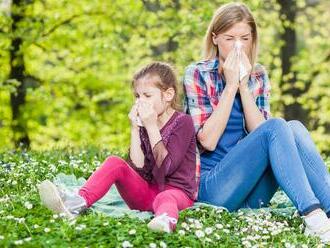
183,58,272,180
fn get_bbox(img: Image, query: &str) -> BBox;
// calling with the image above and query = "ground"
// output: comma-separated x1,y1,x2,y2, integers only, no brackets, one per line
0,148,328,247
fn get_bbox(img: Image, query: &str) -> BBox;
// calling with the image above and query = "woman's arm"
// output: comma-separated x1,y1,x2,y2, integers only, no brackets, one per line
239,84,265,132
197,86,237,151
239,61,271,132
184,51,240,151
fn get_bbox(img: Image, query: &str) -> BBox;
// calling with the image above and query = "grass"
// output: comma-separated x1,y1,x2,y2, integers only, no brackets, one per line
0,148,328,247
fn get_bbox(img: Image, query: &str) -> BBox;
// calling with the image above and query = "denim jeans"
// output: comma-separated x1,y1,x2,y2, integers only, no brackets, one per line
197,118,330,216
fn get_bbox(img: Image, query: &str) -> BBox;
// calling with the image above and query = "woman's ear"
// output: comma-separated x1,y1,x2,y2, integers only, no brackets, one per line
163,87,175,102
212,32,218,46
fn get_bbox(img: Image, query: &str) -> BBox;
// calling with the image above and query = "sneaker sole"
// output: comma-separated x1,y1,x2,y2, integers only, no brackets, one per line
38,180,74,219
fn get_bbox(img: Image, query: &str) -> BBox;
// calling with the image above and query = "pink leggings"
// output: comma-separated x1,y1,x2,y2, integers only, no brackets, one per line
79,156,194,221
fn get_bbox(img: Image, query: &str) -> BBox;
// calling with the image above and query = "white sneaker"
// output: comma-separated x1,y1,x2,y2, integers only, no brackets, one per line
147,213,177,233
304,211,330,244
38,180,87,219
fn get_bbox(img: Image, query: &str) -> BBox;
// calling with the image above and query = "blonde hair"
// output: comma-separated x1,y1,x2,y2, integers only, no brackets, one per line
203,2,258,67
132,62,181,111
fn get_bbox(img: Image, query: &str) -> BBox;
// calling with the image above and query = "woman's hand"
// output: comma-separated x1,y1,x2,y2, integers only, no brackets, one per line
223,48,240,91
137,100,158,128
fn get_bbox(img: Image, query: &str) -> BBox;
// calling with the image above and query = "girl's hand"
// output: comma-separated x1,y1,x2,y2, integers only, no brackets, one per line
223,48,240,91
137,100,157,128
239,50,252,89
128,104,139,128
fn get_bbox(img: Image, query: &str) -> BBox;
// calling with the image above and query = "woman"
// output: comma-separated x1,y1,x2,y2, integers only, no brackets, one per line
183,2,330,243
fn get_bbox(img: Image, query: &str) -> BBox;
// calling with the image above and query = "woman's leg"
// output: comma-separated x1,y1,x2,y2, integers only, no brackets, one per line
79,156,157,211
288,120,330,215
198,118,320,215
240,165,279,209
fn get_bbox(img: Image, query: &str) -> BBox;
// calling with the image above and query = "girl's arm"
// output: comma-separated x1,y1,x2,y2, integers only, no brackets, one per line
149,116,195,187
129,127,145,168
128,105,145,168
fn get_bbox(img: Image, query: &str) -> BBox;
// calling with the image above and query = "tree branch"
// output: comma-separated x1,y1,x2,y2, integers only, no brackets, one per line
41,11,105,38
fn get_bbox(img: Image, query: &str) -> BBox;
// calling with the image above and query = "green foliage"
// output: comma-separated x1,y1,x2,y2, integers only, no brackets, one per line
0,0,329,154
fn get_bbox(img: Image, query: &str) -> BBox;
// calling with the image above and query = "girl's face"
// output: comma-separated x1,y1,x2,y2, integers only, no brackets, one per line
134,74,174,116
212,21,253,63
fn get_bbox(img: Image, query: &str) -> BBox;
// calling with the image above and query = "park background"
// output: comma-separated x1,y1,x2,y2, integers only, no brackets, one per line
1,0,330,247
0,0,329,154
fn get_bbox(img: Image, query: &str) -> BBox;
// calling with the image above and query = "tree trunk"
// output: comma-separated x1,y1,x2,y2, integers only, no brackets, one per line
9,0,30,148
277,0,309,123
142,0,180,58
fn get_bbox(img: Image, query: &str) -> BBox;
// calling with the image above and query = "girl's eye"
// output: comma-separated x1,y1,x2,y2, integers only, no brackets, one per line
226,38,233,41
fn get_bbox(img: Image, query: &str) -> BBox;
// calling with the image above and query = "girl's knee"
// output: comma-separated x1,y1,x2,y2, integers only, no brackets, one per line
105,155,125,164
104,155,126,165
153,192,176,207
101,156,129,171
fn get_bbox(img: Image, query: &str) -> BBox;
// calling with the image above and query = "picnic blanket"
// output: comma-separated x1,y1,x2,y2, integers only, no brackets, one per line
53,173,296,220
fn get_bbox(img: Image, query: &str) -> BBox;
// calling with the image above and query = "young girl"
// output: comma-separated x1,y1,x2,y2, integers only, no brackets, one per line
183,2,330,243
39,62,197,233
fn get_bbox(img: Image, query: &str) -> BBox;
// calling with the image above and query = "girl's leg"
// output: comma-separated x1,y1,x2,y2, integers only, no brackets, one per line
148,187,194,232
240,166,279,209
152,188,194,220
79,156,157,211
198,118,320,215
288,120,330,215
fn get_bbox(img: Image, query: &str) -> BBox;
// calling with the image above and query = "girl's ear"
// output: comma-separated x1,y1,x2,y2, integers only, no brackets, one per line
163,87,175,102
212,32,218,46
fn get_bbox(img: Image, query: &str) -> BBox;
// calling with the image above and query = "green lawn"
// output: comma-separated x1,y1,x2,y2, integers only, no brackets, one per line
0,148,327,247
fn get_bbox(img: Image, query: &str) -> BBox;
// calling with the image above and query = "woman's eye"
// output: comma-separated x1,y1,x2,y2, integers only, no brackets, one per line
226,38,233,41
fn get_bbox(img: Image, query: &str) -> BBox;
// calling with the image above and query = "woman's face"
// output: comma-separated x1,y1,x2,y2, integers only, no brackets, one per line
212,22,253,62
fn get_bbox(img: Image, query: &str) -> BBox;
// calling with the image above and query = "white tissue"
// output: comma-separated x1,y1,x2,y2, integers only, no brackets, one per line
234,41,249,82
135,99,143,127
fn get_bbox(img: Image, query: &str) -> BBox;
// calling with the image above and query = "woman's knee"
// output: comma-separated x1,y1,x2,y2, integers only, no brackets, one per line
288,120,308,134
265,117,288,130
258,118,289,139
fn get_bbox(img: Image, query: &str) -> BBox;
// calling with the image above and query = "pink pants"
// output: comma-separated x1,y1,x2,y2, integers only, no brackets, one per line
79,156,194,222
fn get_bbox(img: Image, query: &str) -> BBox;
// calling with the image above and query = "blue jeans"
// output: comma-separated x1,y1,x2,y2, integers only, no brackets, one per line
197,118,330,216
